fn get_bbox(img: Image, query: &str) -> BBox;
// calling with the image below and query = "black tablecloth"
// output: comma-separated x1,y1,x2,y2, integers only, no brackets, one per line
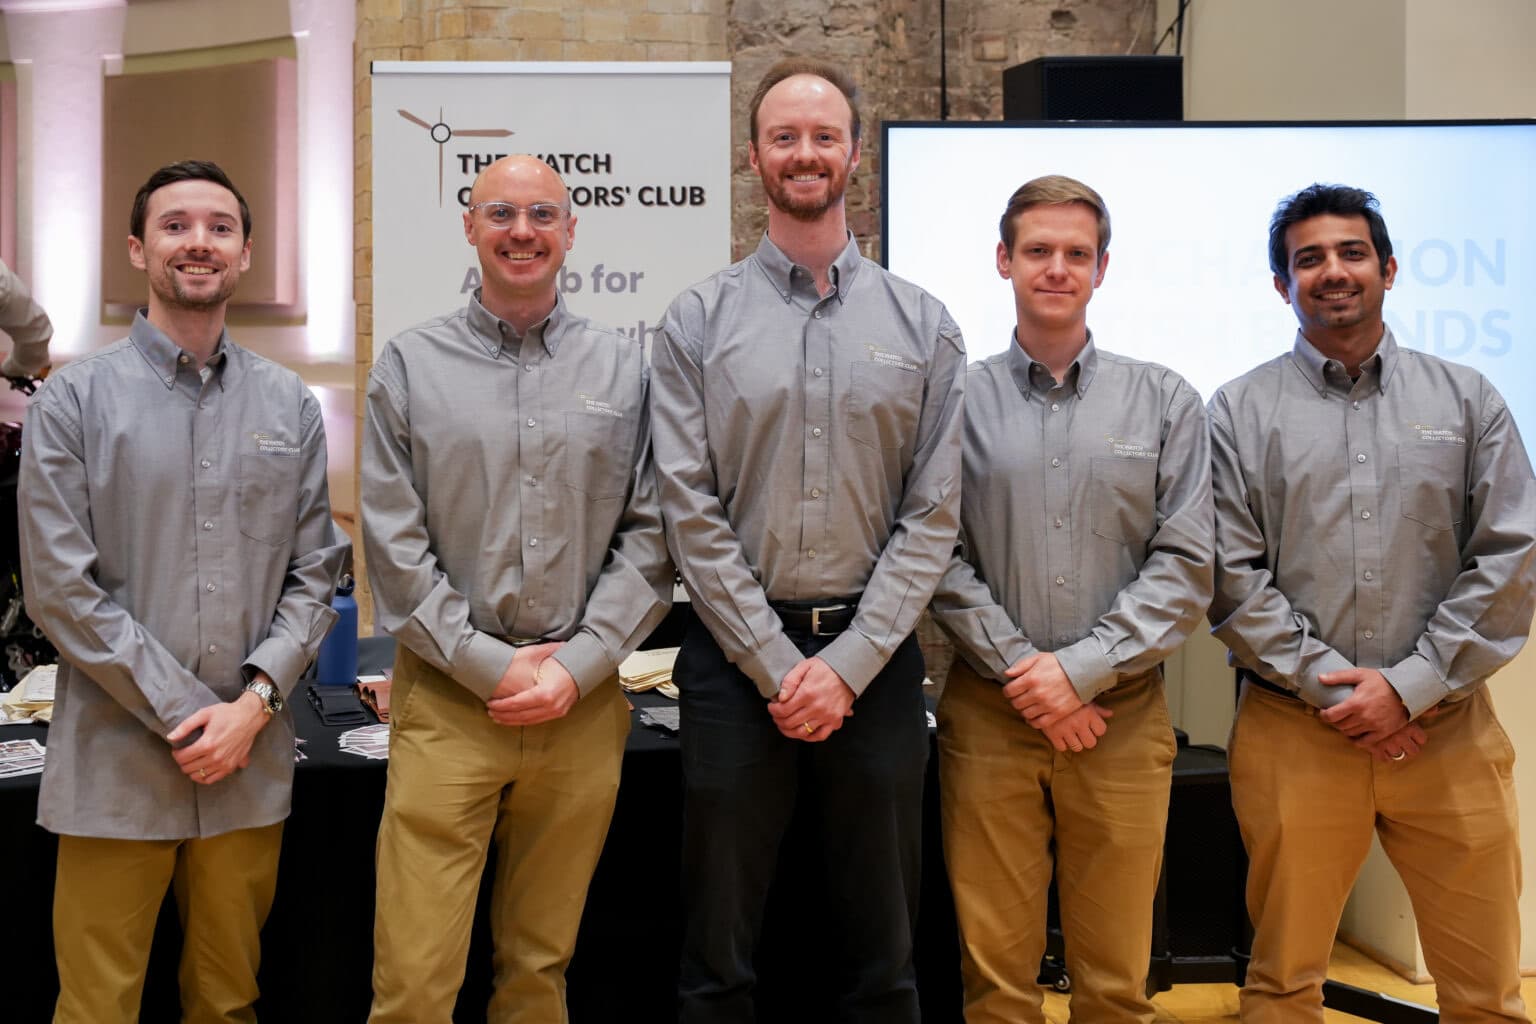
1,660,1243,1022
0,687,965,1023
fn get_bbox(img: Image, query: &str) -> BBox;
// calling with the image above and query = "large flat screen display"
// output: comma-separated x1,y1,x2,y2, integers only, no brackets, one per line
883,121,1536,451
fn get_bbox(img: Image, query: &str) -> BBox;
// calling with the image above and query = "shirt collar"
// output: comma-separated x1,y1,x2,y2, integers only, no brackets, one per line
1006,330,1098,400
1290,327,1397,395
753,232,864,304
128,309,233,391
465,289,565,359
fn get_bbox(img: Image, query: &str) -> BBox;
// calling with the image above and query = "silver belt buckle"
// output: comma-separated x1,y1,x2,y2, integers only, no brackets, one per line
810,604,849,636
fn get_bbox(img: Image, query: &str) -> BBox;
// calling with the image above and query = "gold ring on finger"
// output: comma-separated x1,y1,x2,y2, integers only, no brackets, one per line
803,721,815,735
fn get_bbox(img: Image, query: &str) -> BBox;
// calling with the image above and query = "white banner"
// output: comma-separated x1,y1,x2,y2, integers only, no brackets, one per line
371,62,731,349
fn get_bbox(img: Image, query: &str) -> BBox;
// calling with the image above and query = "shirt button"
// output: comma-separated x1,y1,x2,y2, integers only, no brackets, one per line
1051,403,1060,412
813,310,823,319
163,376,174,386
527,417,536,427
1055,576,1065,586
205,582,216,593
202,521,214,530
207,644,218,654
1361,510,1372,520
813,367,824,377
1353,401,1361,410
1051,457,1061,468
1054,517,1063,528
1363,630,1375,639
523,363,534,372
200,459,212,469
811,427,823,438
528,538,539,547
1364,571,1374,581
1356,453,1367,463
807,549,817,559
528,476,538,486
810,488,821,499
527,598,536,607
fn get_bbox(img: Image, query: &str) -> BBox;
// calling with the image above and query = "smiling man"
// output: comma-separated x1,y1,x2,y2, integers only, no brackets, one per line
650,58,965,1021
1209,184,1536,1022
20,160,348,1023
929,175,1213,1023
363,154,671,1023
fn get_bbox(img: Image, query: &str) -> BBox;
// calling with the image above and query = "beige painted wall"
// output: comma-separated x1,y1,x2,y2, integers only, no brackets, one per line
1156,0,1536,978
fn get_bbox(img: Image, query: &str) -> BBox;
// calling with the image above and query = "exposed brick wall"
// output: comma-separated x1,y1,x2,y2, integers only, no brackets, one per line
352,0,1153,633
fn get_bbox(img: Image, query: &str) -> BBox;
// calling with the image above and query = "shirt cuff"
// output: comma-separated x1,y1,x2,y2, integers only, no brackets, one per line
550,632,615,698
736,634,804,699
452,632,517,702
242,637,308,697
818,629,887,698
1381,654,1449,719
1291,648,1358,709
1053,638,1117,704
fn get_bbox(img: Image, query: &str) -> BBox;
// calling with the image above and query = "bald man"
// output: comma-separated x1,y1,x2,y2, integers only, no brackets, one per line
363,155,672,1023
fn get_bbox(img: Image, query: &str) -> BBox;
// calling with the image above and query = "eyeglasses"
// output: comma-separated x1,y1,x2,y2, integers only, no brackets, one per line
467,201,568,230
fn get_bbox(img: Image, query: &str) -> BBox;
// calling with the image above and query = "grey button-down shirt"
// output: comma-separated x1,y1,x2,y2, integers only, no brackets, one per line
650,234,966,698
930,336,1214,702
1209,329,1536,717
20,311,348,839
363,292,671,701
1,257,52,377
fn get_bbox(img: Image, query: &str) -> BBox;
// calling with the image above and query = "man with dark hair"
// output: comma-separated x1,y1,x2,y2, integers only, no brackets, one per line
931,174,1212,1023
651,57,966,1021
20,159,348,1022
1210,183,1535,1022
363,154,672,1023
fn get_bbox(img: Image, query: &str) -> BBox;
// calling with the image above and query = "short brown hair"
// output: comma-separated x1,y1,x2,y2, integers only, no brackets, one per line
998,174,1111,255
131,160,251,241
747,57,862,143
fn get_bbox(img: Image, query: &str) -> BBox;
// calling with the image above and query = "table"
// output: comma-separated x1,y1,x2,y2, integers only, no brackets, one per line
0,685,964,1022
2,647,1246,1022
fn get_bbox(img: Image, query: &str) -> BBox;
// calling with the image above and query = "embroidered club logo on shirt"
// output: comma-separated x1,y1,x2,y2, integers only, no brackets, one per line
576,393,624,419
864,345,920,373
1410,424,1466,445
251,431,301,456
1104,435,1158,460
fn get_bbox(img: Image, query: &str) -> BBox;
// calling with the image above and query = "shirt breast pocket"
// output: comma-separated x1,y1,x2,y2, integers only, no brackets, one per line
1090,455,1159,545
563,412,633,500
1397,443,1465,532
845,361,923,450
238,454,301,546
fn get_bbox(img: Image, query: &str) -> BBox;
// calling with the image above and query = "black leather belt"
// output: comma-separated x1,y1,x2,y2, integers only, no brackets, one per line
497,635,550,648
771,599,858,636
1237,667,1300,701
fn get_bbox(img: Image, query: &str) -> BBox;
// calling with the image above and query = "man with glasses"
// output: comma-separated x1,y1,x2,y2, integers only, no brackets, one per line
363,154,671,1022
651,58,965,1020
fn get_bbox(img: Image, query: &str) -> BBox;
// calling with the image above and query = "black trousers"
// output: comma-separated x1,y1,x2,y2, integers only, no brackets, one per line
676,615,929,1023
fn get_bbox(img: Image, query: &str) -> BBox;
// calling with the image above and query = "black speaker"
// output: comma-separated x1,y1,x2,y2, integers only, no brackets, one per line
1003,55,1183,121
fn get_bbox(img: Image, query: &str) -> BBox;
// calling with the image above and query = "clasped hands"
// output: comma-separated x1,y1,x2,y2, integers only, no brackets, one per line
485,642,579,727
768,656,855,743
166,672,274,786
1002,653,1112,753
1315,666,1429,763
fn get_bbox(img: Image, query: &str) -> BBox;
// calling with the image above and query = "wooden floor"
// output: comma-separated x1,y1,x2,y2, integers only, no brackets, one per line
1039,942,1536,1022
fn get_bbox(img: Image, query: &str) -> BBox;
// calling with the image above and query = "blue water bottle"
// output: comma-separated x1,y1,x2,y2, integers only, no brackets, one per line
316,574,359,686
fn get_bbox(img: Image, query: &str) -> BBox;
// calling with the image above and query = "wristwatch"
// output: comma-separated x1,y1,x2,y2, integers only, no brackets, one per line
244,678,284,717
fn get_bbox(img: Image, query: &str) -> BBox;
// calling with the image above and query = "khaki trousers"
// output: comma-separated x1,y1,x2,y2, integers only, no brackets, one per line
369,645,630,1024
1230,682,1527,1024
52,822,284,1024
938,660,1176,1024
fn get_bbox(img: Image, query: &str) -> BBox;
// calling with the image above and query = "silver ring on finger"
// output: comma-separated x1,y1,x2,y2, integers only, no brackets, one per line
1390,750,1406,761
